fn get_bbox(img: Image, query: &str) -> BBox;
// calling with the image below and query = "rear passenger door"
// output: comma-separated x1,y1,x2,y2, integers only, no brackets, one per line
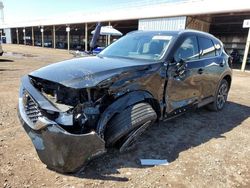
197,36,224,98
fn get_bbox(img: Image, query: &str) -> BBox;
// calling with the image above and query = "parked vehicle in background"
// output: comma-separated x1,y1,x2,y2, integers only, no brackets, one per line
44,41,52,48
56,42,67,49
230,48,241,64
25,39,32,45
0,40,3,56
1,36,6,43
92,46,105,55
72,43,85,50
0,43,3,56
34,41,42,46
18,30,232,173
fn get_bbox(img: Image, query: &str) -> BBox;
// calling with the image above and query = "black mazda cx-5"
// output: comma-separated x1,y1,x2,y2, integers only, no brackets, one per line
18,30,232,173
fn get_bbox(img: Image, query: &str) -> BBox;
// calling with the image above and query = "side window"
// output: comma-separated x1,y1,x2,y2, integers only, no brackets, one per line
174,36,199,62
198,37,216,58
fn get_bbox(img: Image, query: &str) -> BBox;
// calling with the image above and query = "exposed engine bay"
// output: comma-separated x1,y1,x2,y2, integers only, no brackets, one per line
29,76,113,134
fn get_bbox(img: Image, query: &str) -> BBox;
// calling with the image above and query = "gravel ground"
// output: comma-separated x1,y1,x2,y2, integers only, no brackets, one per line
0,44,250,188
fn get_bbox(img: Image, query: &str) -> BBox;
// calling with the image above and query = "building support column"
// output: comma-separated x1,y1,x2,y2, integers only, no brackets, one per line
16,29,19,44
23,28,26,45
41,27,44,47
31,27,34,46
66,26,70,51
85,23,88,51
108,21,111,45
67,30,70,51
241,28,250,71
53,25,56,48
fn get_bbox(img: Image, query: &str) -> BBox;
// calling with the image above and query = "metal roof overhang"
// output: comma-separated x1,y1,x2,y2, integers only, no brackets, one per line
1,0,250,29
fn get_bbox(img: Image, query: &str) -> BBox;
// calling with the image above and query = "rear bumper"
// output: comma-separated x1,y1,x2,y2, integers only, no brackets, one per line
18,76,106,173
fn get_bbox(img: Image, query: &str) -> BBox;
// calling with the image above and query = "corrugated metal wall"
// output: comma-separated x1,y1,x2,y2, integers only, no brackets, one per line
4,29,11,44
138,16,187,31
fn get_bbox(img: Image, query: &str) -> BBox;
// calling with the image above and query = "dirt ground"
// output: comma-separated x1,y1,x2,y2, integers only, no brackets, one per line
0,44,250,188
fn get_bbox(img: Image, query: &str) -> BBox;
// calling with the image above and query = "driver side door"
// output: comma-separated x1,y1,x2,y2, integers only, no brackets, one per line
165,35,204,114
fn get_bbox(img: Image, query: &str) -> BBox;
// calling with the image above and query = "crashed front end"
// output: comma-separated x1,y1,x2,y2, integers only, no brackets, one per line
18,75,106,173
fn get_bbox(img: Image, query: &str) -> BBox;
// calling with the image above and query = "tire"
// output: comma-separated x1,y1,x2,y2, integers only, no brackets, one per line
105,102,157,152
207,79,229,111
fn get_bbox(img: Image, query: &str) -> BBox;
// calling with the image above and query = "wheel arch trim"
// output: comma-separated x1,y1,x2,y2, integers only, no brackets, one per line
213,71,232,97
96,90,160,137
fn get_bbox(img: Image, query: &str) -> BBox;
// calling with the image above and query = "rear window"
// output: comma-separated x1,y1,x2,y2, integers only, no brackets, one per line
198,37,216,58
214,41,222,56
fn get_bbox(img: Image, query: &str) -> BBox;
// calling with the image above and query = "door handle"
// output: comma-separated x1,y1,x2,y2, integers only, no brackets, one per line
198,68,203,74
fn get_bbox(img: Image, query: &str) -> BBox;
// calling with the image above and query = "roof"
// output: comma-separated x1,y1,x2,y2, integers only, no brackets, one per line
131,29,220,40
179,29,223,43
128,30,180,36
1,0,250,29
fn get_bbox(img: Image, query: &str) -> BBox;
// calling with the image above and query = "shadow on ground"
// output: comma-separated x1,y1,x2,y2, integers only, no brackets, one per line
66,101,250,181
0,68,20,72
0,59,14,62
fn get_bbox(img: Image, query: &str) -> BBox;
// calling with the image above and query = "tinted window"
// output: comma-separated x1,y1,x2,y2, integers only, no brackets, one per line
198,37,216,58
214,41,222,56
174,36,199,62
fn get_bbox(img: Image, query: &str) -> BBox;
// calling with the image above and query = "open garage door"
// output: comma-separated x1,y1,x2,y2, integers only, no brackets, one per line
186,13,250,71
209,12,250,70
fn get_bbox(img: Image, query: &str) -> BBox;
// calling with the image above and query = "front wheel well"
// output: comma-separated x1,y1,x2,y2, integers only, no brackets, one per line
223,75,232,89
144,98,161,119
96,90,161,136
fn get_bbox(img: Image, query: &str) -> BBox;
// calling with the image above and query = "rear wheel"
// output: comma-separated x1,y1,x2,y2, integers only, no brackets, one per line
105,102,157,152
207,79,229,111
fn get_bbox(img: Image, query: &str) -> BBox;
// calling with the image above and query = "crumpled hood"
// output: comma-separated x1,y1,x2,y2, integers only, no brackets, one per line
29,56,156,88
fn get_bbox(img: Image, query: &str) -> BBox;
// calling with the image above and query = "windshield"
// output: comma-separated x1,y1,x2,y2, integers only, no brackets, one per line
99,32,174,61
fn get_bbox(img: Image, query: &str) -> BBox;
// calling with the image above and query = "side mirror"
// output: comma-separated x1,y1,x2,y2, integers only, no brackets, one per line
165,57,177,67
176,59,186,68
175,59,187,76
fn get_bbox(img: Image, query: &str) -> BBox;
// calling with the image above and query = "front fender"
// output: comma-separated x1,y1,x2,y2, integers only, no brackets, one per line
96,90,155,137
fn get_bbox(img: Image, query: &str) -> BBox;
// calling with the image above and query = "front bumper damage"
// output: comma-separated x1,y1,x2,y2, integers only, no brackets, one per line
18,76,106,173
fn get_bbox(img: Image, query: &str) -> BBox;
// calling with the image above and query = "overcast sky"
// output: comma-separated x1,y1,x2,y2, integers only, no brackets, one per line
1,0,183,23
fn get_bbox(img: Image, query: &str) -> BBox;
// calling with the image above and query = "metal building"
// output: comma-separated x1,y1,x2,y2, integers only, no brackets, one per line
0,0,250,70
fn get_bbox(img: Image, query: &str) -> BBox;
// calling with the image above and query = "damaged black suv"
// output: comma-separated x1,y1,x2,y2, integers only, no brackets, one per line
18,30,232,173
